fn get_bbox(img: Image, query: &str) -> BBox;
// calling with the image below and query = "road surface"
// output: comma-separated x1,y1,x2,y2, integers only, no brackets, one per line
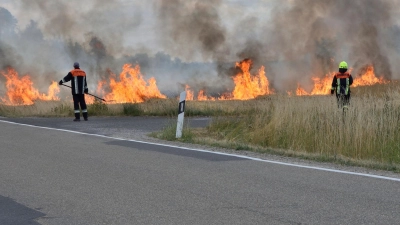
0,117,399,224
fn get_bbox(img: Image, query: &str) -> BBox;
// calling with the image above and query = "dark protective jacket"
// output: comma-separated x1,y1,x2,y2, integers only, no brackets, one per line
61,69,88,95
331,72,353,95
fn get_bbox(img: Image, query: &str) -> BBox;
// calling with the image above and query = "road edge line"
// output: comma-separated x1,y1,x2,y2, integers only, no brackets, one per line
1,119,399,182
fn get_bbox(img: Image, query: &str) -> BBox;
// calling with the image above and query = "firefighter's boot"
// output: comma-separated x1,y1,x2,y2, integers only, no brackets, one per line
74,112,80,122
83,112,88,121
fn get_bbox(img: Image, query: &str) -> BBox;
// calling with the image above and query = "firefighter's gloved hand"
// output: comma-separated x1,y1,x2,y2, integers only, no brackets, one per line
330,89,334,95
84,88,88,94
58,80,63,85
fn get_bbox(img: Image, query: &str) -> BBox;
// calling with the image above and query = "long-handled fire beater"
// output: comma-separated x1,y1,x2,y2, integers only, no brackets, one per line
60,84,106,102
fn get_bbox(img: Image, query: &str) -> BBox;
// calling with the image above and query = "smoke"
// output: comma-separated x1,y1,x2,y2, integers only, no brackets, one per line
155,0,228,61
265,0,400,90
0,0,227,96
154,0,244,93
272,0,400,86
154,0,400,92
14,0,142,55
0,1,140,94
1,0,400,98
0,1,164,97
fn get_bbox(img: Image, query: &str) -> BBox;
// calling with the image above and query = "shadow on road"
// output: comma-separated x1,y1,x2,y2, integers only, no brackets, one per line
0,195,45,225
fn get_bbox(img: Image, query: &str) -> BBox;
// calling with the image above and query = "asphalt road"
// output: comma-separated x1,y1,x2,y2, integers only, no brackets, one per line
0,117,400,225
0,116,210,137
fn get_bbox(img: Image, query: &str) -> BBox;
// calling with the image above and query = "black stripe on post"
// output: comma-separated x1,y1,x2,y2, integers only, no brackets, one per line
178,100,185,114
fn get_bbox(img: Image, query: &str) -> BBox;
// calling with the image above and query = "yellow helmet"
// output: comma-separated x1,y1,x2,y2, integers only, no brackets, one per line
339,61,348,69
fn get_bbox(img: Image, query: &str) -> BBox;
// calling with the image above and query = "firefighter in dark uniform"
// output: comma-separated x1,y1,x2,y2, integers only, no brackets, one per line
331,61,353,109
59,62,89,121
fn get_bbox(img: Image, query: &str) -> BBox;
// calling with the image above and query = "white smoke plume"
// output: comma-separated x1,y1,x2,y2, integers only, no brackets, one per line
1,0,400,97
154,0,400,92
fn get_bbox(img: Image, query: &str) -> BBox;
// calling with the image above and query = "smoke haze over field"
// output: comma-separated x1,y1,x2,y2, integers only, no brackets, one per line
1,0,400,97
154,0,400,92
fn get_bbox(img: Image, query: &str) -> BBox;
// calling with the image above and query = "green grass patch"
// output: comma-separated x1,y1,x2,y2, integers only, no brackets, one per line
122,103,143,116
150,120,194,143
87,100,109,116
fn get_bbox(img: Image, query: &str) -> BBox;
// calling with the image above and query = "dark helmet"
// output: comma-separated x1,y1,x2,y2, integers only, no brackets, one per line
73,62,80,68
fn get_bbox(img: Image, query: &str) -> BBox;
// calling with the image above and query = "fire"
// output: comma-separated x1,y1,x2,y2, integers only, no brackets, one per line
185,85,194,101
0,62,392,106
183,61,390,100
197,90,213,101
310,75,333,95
295,65,389,96
232,59,272,100
184,59,273,101
84,80,107,104
100,64,166,103
84,95,96,105
295,85,309,96
184,85,217,101
1,68,59,105
353,65,388,87
295,73,334,96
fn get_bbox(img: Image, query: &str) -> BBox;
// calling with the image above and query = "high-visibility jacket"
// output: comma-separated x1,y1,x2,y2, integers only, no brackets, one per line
331,72,353,95
61,69,88,95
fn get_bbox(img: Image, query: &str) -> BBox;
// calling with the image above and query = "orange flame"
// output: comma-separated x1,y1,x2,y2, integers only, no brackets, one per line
310,75,333,95
1,68,59,105
295,72,336,96
295,65,389,96
184,59,272,101
185,85,194,101
185,85,220,101
197,90,214,101
100,64,166,103
232,59,272,100
353,65,388,87
1,62,393,106
295,85,309,96
84,80,106,104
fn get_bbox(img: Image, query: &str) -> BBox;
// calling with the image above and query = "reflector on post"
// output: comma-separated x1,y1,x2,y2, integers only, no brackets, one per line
176,91,186,138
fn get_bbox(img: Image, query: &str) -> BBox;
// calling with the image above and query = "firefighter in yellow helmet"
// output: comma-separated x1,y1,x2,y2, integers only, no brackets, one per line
331,61,353,108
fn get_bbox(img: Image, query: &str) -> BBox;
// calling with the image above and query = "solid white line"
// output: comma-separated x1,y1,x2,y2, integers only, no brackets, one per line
1,119,400,182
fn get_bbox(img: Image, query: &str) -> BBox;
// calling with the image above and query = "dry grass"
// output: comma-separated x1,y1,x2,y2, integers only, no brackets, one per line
200,83,400,171
0,101,72,117
0,100,124,117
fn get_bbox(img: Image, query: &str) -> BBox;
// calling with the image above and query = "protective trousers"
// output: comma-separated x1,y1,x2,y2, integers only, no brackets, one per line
336,94,350,108
72,94,88,120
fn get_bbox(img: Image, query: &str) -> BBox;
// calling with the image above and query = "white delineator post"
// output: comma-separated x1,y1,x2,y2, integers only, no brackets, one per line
176,91,186,138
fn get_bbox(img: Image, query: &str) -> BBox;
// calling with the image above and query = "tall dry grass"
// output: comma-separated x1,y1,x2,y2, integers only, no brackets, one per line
0,95,272,118
206,83,400,167
0,100,124,117
0,101,73,117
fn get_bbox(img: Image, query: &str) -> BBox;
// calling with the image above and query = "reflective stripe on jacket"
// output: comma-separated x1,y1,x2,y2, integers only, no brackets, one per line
62,69,88,95
331,72,353,95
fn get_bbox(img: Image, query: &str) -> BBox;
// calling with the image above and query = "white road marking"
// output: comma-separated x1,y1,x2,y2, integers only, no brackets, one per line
1,119,400,182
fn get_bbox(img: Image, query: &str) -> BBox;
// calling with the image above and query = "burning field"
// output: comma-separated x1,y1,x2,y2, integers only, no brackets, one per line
0,59,393,106
0,68,60,105
0,1,399,107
